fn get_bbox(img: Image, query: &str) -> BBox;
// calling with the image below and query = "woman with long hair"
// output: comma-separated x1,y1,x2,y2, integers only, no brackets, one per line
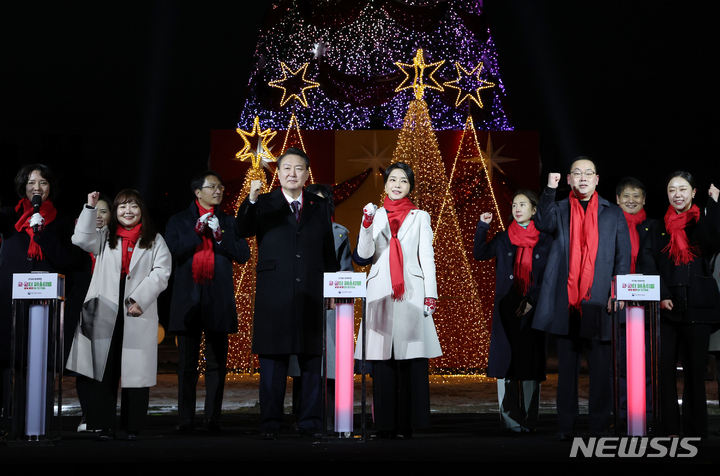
66,189,171,440
637,172,720,438
474,190,552,433
354,162,441,439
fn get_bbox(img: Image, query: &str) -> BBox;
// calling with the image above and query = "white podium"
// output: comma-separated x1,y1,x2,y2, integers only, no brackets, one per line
612,274,660,437
324,272,366,440
9,272,65,444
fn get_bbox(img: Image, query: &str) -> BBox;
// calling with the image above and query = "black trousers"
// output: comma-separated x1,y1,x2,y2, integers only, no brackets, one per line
371,357,430,433
555,314,612,434
258,354,322,431
176,316,229,424
86,310,149,432
659,321,711,437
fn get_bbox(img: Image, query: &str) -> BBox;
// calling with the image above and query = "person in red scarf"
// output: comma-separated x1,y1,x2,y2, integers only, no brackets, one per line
0,164,73,434
474,190,552,433
66,189,171,440
532,157,632,440
637,172,720,438
166,171,249,434
354,162,441,439
614,177,655,428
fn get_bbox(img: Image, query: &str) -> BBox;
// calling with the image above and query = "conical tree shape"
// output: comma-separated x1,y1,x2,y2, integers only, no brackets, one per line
225,167,271,372
390,98,488,370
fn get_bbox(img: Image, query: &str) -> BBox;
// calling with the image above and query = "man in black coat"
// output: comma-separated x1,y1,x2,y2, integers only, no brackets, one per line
166,170,250,432
615,177,655,424
533,157,631,439
235,148,338,439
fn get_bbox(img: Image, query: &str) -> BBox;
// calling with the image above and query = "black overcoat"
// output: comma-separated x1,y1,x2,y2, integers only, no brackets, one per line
166,202,250,333
235,188,338,355
637,199,720,324
0,205,74,360
531,188,632,341
474,221,552,380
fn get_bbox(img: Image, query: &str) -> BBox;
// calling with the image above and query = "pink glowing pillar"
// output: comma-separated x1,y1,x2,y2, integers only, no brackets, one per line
626,305,646,436
335,302,355,433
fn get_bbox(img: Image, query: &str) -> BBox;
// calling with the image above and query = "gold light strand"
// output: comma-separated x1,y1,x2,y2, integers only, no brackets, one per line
388,91,489,373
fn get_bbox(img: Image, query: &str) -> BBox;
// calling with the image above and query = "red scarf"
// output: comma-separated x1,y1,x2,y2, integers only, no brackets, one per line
14,198,57,260
192,199,215,284
567,191,599,312
116,224,142,277
662,204,700,265
383,196,417,301
623,209,646,273
507,220,541,296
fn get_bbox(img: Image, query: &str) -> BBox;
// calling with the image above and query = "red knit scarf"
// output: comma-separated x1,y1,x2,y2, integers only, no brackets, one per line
567,191,599,312
14,198,57,260
192,199,215,284
507,220,540,296
623,208,646,273
662,204,700,265
383,196,416,301
116,224,142,277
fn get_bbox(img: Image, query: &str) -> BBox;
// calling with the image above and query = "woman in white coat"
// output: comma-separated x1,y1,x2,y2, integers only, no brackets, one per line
66,190,171,440
354,162,441,438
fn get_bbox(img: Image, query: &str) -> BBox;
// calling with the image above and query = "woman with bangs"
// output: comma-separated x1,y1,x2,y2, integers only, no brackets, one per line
67,189,171,440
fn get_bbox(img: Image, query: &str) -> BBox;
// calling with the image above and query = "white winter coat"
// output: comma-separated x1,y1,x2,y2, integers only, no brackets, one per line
354,207,441,360
66,206,171,387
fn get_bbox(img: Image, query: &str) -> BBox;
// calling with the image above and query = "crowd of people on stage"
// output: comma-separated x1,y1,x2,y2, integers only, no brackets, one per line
0,151,718,442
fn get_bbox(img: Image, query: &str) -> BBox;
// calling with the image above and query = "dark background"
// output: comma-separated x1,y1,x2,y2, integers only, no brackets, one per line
2,1,718,224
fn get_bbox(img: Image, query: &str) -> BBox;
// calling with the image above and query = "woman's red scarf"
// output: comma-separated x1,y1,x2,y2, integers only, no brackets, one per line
192,199,215,284
623,208,646,273
383,196,416,301
116,224,142,277
14,198,57,260
662,204,700,265
567,191,599,312
507,220,540,296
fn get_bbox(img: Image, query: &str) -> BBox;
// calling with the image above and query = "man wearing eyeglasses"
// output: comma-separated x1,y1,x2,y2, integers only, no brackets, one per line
533,156,631,440
166,170,250,433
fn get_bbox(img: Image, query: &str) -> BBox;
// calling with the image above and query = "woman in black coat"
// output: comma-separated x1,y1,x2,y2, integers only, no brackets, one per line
637,172,720,438
474,190,551,433
0,164,73,429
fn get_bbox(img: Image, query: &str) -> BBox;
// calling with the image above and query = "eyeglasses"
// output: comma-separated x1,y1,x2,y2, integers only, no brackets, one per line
570,170,596,178
202,184,225,192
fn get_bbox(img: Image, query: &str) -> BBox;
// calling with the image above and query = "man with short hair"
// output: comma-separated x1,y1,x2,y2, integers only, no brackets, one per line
533,156,631,439
615,176,654,426
235,147,338,439
166,170,250,433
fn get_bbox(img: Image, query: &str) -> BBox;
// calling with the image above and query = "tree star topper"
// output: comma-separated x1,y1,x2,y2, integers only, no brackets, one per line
235,116,277,170
268,62,320,108
395,49,445,100
443,61,496,108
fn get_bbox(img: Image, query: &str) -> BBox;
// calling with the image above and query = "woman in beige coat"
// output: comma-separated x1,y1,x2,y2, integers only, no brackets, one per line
66,190,171,440
354,162,440,438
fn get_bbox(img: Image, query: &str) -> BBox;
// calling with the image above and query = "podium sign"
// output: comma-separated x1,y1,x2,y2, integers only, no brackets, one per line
615,274,660,301
13,273,64,300
323,272,367,298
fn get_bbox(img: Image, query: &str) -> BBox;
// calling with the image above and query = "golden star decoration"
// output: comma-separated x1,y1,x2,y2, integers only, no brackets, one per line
395,49,445,100
235,116,277,170
443,61,496,108
463,132,517,180
268,62,320,108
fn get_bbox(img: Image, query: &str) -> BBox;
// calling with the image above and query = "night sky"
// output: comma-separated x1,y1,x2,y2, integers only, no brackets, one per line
2,1,718,224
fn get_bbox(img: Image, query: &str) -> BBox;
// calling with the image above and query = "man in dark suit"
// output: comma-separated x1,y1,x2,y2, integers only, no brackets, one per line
166,170,250,433
235,148,338,439
615,176,655,425
533,157,631,439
